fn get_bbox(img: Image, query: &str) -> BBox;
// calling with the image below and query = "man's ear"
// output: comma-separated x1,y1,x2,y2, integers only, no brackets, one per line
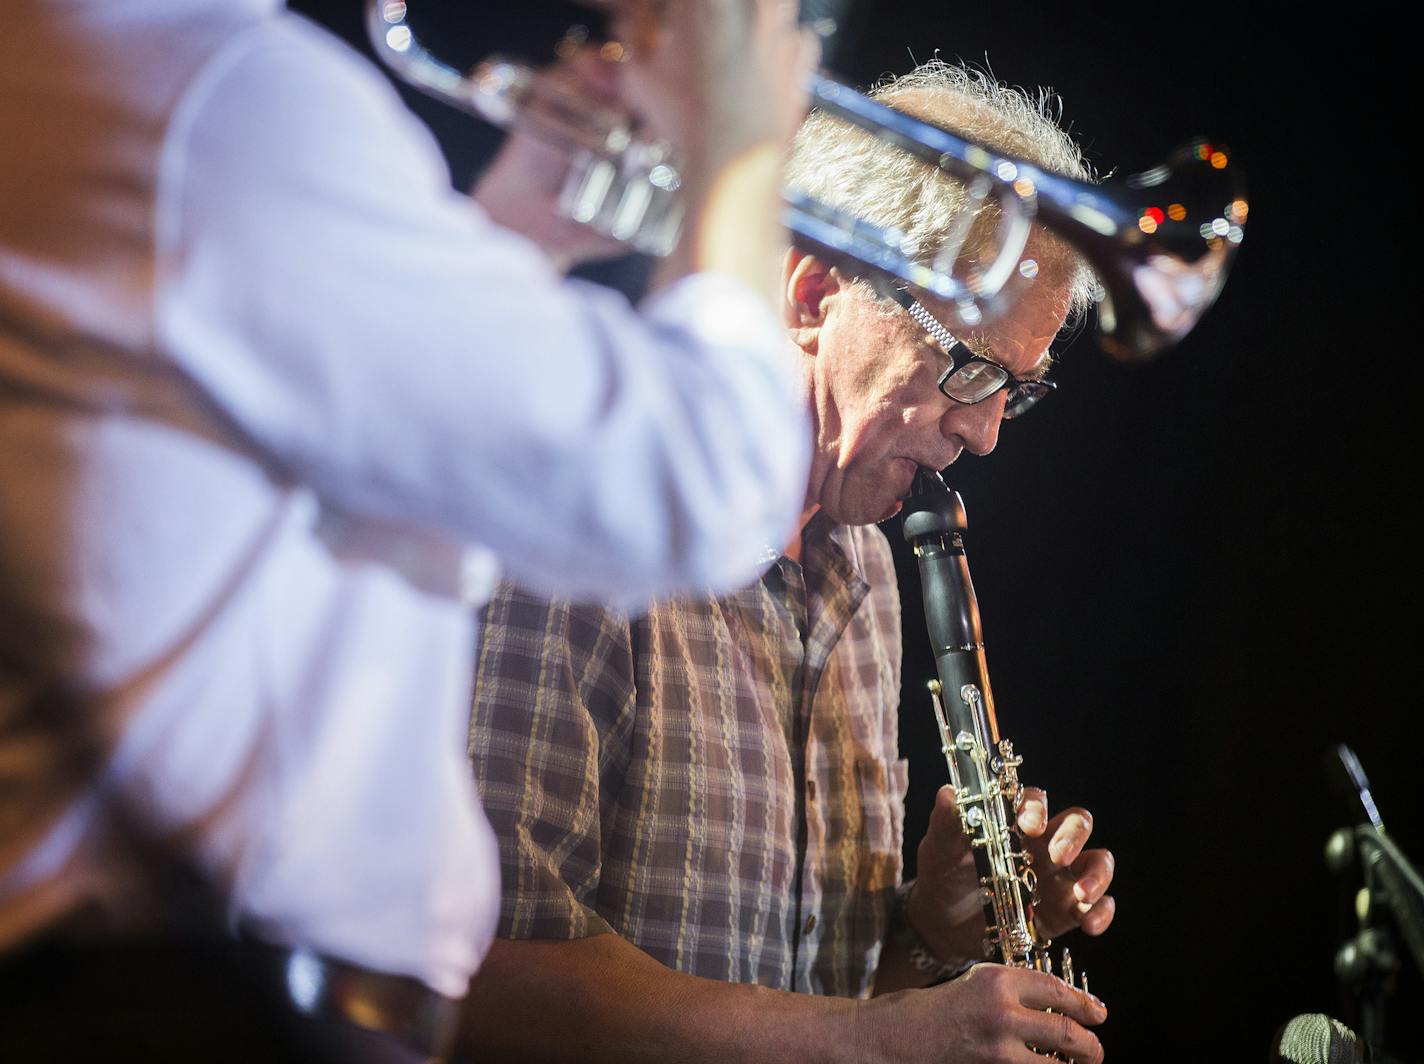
781,248,842,354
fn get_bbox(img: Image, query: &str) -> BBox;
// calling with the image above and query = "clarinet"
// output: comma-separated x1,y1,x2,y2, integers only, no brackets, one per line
901,467,1088,998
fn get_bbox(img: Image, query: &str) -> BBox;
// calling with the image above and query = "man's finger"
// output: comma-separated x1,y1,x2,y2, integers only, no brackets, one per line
564,47,624,99
1046,807,1093,866
1069,847,1115,904
928,784,963,828
1017,1008,1105,1064
1079,892,1116,935
1016,786,1048,835
1017,969,1107,1026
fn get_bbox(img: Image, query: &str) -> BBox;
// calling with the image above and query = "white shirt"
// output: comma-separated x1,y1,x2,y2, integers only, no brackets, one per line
0,1,808,996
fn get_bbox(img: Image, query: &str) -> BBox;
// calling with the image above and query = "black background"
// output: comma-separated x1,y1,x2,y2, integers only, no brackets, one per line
294,2,1420,1057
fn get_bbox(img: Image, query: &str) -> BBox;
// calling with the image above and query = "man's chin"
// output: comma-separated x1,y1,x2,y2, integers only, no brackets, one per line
818,497,897,527
826,496,903,526
820,472,911,526
877,498,905,523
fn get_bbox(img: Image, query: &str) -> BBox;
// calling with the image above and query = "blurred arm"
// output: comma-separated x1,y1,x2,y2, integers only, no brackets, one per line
155,16,810,608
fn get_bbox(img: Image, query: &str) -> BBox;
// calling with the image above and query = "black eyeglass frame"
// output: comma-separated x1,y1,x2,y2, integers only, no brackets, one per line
885,287,1057,420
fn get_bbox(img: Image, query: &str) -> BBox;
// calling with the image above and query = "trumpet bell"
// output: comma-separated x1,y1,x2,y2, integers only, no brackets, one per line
805,81,1247,361
1039,138,1247,362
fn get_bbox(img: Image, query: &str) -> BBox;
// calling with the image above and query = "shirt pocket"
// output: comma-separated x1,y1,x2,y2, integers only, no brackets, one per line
853,756,910,893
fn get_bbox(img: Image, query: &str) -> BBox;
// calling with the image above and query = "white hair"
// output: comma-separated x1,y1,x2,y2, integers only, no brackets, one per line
785,60,1097,320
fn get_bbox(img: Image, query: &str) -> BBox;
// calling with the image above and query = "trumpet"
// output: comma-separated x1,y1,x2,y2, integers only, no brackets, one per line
366,1,1246,361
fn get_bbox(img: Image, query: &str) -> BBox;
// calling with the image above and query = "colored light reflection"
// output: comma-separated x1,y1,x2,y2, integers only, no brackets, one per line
555,24,588,58
1013,176,1036,200
385,25,412,52
1229,198,1249,223
1167,203,1187,222
1210,150,1229,169
1144,206,1165,226
382,1,407,22
599,41,626,62
1139,216,1159,235
1018,258,1039,279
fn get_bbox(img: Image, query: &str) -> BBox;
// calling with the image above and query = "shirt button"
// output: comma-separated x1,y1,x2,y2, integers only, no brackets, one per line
807,780,817,801
803,914,817,935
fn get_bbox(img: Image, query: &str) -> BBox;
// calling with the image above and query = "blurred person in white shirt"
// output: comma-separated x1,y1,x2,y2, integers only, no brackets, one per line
0,1,816,1058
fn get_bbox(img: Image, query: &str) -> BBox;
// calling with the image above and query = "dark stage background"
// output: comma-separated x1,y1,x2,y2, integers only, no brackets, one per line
293,2,1419,1058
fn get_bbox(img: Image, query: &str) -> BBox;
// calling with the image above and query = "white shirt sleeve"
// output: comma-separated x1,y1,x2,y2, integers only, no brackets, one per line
153,16,808,608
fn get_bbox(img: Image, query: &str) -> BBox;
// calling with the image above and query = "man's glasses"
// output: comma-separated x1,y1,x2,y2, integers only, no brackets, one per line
887,288,1056,420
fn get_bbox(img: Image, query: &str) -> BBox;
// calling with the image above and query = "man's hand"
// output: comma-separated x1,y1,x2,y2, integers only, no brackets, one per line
617,0,818,300
1016,786,1116,940
615,0,817,169
472,49,631,272
858,964,1108,1064
477,2,817,293
906,784,1116,965
462,931,1107,1064
906,784,992,964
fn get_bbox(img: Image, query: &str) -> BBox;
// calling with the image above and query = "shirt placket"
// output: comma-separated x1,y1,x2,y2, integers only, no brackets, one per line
762,555,815,991
794,523,871,994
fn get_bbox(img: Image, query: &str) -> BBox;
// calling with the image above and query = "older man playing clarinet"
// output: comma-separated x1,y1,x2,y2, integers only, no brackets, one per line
463,60,1116,1064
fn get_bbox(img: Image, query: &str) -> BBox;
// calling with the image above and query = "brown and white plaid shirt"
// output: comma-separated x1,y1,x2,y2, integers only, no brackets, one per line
469,514,905,997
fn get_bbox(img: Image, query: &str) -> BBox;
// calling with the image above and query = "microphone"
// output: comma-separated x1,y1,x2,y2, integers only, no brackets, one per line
1270,1014,1411,1064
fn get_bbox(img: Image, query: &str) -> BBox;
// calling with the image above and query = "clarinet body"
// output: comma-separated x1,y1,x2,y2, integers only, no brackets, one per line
901,468,1087,997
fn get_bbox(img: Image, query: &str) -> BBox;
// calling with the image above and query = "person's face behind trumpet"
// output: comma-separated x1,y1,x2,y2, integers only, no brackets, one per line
785,237,1074,526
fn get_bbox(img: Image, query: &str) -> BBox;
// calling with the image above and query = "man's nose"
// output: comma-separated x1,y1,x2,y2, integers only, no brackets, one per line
941,393,1005,456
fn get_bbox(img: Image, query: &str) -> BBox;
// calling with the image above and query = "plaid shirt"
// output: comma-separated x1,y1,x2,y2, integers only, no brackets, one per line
469,514,905,997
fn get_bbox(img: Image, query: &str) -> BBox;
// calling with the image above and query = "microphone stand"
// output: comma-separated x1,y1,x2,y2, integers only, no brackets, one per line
1326,744,1424,1053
